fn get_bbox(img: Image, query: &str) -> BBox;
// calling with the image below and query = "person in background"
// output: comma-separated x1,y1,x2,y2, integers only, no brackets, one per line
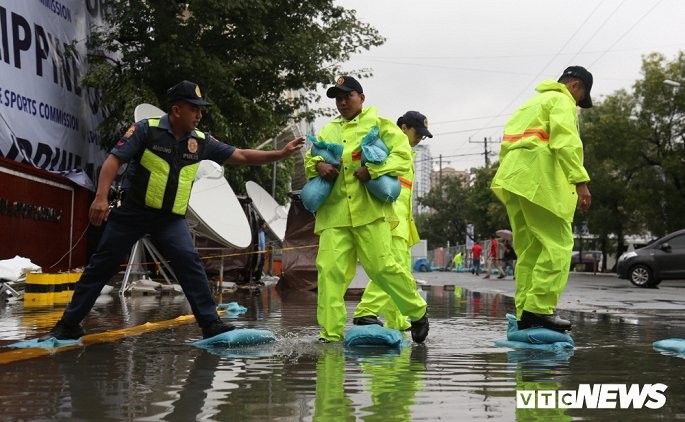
254,220,267,283
451,251,463,272
40,80,305,341
352,110,433,331
491,66,593,332
304,76,429,343
483,233,506,279
471,241,483,276
501,239,517,279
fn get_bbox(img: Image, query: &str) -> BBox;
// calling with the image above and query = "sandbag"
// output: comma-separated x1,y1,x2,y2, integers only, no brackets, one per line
653,338,685,357
301,176,333,213
301,135,343,212
494,313,574,350
9,337,81,349
344,324,407,348
360,126,400,203
192,328,276,348
217,301,247,318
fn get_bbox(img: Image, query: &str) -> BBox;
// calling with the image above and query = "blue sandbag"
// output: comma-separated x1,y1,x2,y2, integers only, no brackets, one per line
301,176,333,213
344,324,408,348
360,126,400,203
192,328,276,348
366,176,401,203
8,337,81,349
217,301,247,318
309,135,344,165
301,135,343,212
653,338,685,357
495,339,574,351
360,126,386,163
494,313,574,350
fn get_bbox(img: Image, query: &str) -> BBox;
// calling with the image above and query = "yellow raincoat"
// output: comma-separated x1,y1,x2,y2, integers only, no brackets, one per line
492,80,590,222
491,80,591,318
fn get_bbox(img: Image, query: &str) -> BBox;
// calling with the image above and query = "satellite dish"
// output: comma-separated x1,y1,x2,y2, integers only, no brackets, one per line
245,181,288,242
188,161,252,249
134,103,164,121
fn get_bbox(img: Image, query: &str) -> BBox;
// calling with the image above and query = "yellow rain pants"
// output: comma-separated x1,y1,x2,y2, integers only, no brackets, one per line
317,219,427,341
503,190,573,318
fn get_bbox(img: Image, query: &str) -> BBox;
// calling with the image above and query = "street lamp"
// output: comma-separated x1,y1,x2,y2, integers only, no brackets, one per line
663,79,681,88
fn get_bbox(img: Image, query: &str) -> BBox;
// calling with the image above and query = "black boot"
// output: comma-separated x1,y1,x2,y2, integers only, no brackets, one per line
202,320,236,339
410,313,429,343
517,310,572,332
352,315,383,327
38,320,85,341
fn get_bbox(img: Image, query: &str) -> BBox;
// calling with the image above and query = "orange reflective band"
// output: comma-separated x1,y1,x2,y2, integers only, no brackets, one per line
351,151,362,161
503,128,550,143
399,177,412,189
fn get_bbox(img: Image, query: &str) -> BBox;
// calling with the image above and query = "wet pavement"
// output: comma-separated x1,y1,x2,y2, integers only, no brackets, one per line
1,271,684,421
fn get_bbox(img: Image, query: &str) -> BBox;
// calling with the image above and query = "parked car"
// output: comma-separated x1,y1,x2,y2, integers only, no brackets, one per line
617,229,685,287
570,250,602,272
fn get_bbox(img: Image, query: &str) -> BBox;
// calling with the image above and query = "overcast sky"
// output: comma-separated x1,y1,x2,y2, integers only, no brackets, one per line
313,0,685,171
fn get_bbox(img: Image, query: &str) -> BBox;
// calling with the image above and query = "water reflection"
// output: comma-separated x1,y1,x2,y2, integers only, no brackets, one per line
0,284,683,420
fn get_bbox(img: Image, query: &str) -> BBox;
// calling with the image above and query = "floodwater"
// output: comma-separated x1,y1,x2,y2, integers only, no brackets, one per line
1,283,684,421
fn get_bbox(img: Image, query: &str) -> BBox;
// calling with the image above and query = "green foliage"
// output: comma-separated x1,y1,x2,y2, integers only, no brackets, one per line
580,52,685,240
83,0,384,201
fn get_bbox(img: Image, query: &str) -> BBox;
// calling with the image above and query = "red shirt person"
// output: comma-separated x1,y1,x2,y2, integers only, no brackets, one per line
471,241,483,275
484,234,505,279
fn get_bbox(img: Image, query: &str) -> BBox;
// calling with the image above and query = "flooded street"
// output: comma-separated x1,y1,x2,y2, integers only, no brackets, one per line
1,274,684,421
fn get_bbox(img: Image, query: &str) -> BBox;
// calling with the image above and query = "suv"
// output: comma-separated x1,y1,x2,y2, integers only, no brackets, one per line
617,229,685,287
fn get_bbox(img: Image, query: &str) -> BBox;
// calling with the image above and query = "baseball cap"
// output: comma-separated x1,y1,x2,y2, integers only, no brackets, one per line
167,80,212,106
326,76,363,98
398,111,433,138
559,66,593,108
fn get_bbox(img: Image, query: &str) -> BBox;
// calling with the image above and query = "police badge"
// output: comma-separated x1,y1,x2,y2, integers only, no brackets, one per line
188,138,198,153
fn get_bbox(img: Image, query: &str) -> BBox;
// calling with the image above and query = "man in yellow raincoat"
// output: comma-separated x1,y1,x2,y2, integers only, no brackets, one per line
491,66,593,332
352,111,432,331
305,77,428,343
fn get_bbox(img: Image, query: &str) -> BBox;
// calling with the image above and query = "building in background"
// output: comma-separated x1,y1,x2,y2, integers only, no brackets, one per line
413,144,432,215
431,166,470,190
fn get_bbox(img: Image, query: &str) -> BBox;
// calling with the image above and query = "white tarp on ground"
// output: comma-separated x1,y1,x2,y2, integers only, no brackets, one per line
0,1,108,186
0,255,41,282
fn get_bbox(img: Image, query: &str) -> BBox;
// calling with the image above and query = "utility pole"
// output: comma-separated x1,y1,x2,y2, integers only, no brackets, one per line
468,136,492,167
439,154,443,191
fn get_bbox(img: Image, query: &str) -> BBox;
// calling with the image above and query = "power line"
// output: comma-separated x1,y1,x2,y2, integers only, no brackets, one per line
414,152,483,164
568,0,627,64
590,0,665,68
465,1,603,141
361,44,685,61
433,125,503,136
431,115,511,125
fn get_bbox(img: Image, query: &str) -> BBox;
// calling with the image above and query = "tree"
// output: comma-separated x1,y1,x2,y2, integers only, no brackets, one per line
579,90,642,267
84,0,384,202
630,52,685,234
415,165,508,248
580,52,685,241
463,165,509,240
414,177,469,249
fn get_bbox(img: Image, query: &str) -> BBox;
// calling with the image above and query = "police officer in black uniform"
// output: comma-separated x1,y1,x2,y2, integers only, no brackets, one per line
41,80,305,340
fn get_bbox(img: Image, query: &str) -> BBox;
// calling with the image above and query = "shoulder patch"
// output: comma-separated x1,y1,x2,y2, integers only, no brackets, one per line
124,124,136,138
